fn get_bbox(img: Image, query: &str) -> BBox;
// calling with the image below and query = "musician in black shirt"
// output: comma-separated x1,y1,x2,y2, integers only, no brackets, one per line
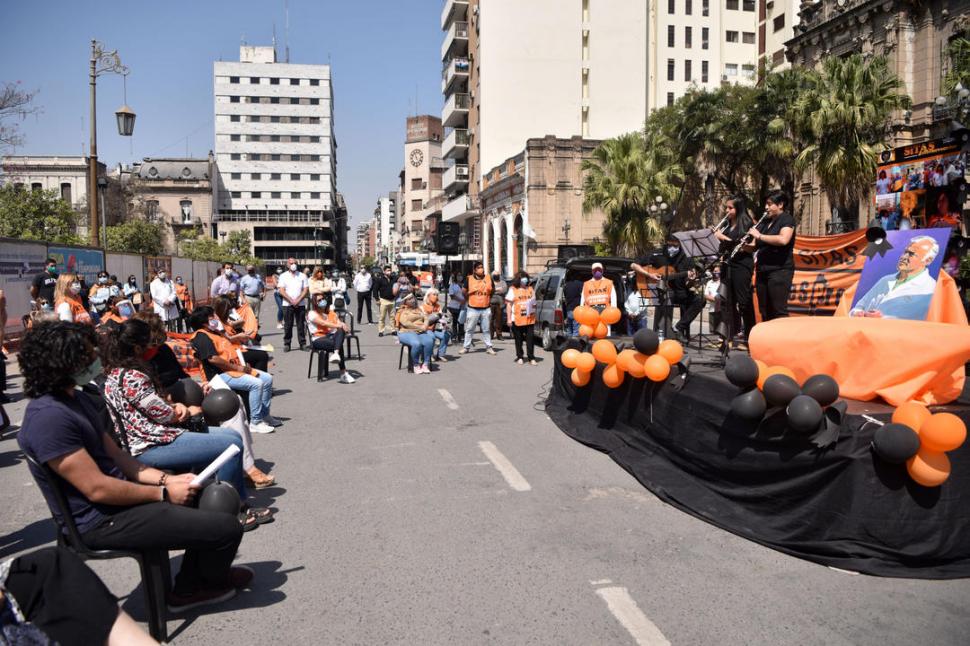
713,196,756,342
631,235,704,341
746,191,796,321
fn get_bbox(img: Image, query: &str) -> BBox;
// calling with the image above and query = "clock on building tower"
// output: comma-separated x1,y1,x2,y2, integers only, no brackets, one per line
409,149,424,167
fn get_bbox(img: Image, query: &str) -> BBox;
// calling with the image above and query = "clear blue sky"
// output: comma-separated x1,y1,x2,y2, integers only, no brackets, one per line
1,0,444,228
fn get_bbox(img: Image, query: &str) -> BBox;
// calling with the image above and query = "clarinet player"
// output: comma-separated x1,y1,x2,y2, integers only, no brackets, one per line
744,191,796,321
713,196,756,346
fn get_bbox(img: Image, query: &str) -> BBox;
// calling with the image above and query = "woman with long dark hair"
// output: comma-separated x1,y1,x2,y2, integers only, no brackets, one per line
746,191,796,321
713,195,756,344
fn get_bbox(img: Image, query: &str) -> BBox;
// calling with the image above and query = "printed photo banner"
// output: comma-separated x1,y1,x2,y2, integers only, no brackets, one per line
787,229,867,316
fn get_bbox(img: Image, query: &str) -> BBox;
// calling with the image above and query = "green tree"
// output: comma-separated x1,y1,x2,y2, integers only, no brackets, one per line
0,185,82,244
943,35,970,95
104,220,164,255
792,54,910,217
178,231,262,267
178,233,223,262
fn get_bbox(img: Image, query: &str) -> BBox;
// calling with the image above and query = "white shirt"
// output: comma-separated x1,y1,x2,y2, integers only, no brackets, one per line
850,269,937,320
704,279,721,312
353,272,373,292
624,290,650,319
150,277,178,321
278,270,309,306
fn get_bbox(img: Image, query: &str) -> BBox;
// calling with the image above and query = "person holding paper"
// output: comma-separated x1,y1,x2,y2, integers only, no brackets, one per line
505,271,538,365
17,321,256,613
421,289,452,362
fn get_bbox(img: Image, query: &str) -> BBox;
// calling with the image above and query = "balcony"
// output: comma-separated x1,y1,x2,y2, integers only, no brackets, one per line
440,0,468,30
441,20,469,61
442,193,478,223
442,92,470,128
443,128,470,159
442,57,470,94
443,164,470,192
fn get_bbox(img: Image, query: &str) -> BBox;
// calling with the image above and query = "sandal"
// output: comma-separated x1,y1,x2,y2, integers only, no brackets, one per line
245,468,276,489
238,506,274,531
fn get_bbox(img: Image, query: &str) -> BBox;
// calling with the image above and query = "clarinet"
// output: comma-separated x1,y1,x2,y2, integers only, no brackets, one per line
729,211,770,260
710,214,729,235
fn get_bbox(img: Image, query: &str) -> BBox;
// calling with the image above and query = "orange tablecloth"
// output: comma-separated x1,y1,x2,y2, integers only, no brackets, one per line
750,273,970,406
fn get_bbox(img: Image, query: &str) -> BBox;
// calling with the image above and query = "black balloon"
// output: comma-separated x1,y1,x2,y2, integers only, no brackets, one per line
198,481,241,515
872,423,921,464
169,378,205,406
801,374,840,407
763,374,801,408
730,388,767,421
633,328,660,356
201,390,241,425
786,395,824,434
725,355,759,389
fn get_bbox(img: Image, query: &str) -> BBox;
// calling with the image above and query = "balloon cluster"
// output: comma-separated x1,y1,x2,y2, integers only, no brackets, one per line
871,401,967,487
725,355,840,433
572,305,621,339
560,328,683,389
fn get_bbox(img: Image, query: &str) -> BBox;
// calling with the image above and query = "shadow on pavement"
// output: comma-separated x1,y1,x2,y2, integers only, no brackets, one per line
0,517,56,559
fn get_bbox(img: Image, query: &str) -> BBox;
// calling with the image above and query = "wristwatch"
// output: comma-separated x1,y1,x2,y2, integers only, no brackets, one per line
160,486,169,502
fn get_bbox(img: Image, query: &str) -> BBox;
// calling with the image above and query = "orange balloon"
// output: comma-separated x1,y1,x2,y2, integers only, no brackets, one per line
657,339,683,365
600,306,622,325
760,365,796,390
906,449,951,487
592,339,618,364
574,305,600,327
644,354,671,382
578,324,595,338
560,348,580,369
571,367,592,387
594,322,609,339
754,359,769,389
616,349,636,372
919,412,967,453
626,352,648,379
575,352,596,373
602,363,625,388
892,401,932,432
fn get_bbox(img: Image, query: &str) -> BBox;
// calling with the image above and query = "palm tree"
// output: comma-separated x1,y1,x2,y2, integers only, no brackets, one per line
792,54,910,220
581,133,679,256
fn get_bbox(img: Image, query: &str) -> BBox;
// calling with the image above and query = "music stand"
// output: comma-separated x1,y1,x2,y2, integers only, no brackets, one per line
674,228,722,352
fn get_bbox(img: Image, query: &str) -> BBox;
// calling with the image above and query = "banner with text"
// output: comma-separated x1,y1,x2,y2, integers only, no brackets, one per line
787,229,867,316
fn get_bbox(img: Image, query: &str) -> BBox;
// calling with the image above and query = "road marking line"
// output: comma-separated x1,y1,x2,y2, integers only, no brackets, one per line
478,441,531,492
438,388,459,410
372,442,417,449
595,586,670,646
589,579,613,586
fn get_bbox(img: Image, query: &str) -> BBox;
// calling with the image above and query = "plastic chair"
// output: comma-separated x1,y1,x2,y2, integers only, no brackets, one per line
23,453,171,643
307,345,332,380
338,311,362,360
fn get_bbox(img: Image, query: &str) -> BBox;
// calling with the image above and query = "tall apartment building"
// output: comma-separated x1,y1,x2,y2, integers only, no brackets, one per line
399,116,444,254
758,0,800,71
212,45,339,270
374,192,397,264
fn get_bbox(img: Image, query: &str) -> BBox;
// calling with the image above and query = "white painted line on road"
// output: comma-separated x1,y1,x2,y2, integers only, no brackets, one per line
595,586,670,646
372,442,417,449
457,461,491,466
438,388,459,410
478,441,531,492
589,579,613,586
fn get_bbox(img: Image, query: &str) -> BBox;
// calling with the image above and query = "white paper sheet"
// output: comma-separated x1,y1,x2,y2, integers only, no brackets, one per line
190,444,241,486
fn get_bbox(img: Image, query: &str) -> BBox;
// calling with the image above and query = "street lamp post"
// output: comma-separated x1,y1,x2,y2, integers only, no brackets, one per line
88,40,135,248
458,231,468,276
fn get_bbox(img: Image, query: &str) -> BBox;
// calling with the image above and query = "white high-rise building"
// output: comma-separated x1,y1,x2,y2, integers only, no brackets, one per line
213,45,339,269
374,192,397,264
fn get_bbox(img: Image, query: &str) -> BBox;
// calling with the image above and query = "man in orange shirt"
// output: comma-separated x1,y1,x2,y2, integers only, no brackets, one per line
460,262,495,355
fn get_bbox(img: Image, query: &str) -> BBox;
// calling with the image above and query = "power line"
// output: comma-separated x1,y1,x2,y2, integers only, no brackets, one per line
145,118,213,158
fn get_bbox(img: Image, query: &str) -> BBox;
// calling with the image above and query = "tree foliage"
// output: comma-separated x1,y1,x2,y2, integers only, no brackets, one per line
943,36,970,96
105,220,164,255
0,185,82,244
0,81,41,149
178,230,262,266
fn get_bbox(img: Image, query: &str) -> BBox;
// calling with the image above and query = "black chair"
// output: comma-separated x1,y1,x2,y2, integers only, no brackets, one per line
23,454,171,643
307,345,332,381
338,311,362,361
397,336,440,372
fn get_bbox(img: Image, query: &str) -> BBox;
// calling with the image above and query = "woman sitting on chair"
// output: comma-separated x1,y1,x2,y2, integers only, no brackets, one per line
306,295,355,384
397,292,436,375
421,289,451,362
213,295,269,372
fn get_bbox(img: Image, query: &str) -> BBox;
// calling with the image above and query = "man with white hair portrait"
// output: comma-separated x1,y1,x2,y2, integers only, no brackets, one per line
850,235,940,320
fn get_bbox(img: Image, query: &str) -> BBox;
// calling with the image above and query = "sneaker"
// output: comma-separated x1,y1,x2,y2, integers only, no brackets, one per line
330,354,340,362
485,347,497,355
276,323,283,329
436,355,449,362
167,586,236,614
378,331,384,337
459,348,469,354
515,358,524,365
529,359,538,366
229,565,255,589
262,414,283,427
250,421,276,434
283,346,291,353
339,372,356,384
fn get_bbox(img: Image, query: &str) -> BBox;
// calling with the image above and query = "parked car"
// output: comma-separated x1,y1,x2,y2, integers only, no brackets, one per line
533,256,634,349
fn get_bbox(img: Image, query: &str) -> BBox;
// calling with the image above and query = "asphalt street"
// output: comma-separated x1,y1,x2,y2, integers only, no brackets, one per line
1,295,969,645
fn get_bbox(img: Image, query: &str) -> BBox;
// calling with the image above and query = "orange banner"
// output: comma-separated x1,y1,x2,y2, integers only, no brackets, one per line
787,230,867,316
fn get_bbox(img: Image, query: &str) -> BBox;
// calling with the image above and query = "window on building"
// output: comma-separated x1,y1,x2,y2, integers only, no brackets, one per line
668,0,674,13
668,25,675,47
411,178,423,190
741,64,756,79
270,135,281,142
685,59,692,81
230,96,240,103
411,199,422,210
310,192,320,199
702,27,709,49
145,200,159,220
310,79,320,86
270,97,280,104
702,0,709,15
60,182,72,203
310,117,320,124
270,77,280,85
773,14,785,31
231,172,241,180
685,26,692,48
231,191,241,198
742,0,755,10
311,174,321,181
310,155,321,161
230,153,241,160
250,154,262,161
667,58,675,81
251,192,261,198
726,30,739,43
291,192,301,199
667,92,675,106
725,63,738,76
291,173,301,180
726,0,738,8
230,115,240,122
685,0,692,14
702,60,709,83
229,76,239,84
310,136,321,143
251,173,262,180
271,173,281,180
271,191,281,199
310,98,320,105
290,78,300,85
271,154,281,161
230,134,240,142
742,31,755,44
179,200,193,223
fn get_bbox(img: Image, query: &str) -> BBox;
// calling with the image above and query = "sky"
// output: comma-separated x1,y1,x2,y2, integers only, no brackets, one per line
1,0,444,229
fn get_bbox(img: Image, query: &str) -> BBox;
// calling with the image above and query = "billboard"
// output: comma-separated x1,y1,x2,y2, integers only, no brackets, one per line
0,239,47,334
874,137,966,231
47,245,105,284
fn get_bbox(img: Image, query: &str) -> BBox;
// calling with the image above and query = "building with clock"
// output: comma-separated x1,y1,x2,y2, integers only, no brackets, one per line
398,115,445,255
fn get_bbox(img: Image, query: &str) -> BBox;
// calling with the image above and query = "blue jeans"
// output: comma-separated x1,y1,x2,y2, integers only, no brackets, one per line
274,291,284,323
399,331,435,366
627,317,647,335
566,311,579,336
221,370,273,424
431,329,451,357
463,307,492,349
137,427,247,496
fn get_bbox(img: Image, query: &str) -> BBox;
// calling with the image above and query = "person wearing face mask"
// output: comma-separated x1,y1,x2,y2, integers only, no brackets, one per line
373,265,396,336
150,269,179,330
97,295,128,332
309,266,328,301
580,263,617,335
632,237,703,341
273,266,285,328
123,275,141,311
277,257,309,352
421,288,451,362
88,271,119,320
353,266,374,325
505,271,537,365
31,258,60,308
239,265,265,319
213,295,269,372
447,272,465,340
489,271,509,341
461,262,496,355
397,292,436,374
306,296,356,383
54,274,92,325
210,262,241,299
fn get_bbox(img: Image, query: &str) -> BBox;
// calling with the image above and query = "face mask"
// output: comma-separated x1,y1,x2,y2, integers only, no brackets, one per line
317,299,328,309
248,269,255,275
520,278,529,286
70,282,81,295
289,263,298,272
667,246,680,255
47,266,57,275
592,271,603,280
42,303,53,312
72,357,102,386
129,278,136,285
98,276,108,284
176,278,183,284
158,272,167,280
208,318,223,331
141,346,160,361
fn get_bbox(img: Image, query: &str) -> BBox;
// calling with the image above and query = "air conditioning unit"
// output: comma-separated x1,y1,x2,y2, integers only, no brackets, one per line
722,74,729,81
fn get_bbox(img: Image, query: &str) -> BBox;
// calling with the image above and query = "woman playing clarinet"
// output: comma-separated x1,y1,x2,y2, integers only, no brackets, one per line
713,196,756,346
745,191,796,321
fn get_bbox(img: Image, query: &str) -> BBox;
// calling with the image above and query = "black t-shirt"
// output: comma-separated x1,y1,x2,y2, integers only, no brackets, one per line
636,250,693,294
150,343,189,389
32,271,57,304
190,333,222,382
372,274,395,301
719,220,754,268
563,279,584,310
756,212,796,272
18,392,126,534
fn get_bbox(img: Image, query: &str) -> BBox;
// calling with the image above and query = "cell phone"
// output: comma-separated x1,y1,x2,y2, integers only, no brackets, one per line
116,300,135,319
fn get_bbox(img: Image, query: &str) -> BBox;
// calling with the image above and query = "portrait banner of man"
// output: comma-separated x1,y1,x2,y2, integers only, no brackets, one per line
849,228,952,321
